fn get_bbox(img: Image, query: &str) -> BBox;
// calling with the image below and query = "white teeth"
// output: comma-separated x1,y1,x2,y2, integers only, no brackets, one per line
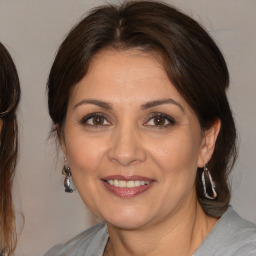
134,180,141,187
106,180,151,188
119,180,126,188
127,181,135,188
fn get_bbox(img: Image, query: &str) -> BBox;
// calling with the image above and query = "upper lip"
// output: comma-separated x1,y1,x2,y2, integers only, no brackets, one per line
101,175,154,181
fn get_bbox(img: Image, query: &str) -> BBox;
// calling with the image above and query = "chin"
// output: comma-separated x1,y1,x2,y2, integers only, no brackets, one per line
108,218,149,231
104,207,154,230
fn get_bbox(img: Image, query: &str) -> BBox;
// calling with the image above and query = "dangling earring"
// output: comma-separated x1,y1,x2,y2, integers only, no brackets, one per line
202,164,217,199
62,158,76,193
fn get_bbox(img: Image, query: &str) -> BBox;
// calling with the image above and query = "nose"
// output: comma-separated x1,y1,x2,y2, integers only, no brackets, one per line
107,126,147,166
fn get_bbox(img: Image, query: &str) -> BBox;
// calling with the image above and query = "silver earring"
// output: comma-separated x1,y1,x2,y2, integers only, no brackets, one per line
62,158,76,193
202,164,217,200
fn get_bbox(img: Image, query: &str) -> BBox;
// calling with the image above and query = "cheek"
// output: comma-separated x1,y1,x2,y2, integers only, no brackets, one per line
148,131,201,172
147,130,201,195
64,128,109,217
66,133,108,174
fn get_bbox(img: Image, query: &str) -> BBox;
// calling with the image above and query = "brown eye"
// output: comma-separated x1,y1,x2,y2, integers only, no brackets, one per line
80,113,110,127
145,113,175,127
153,116,166,126
92,116,105,125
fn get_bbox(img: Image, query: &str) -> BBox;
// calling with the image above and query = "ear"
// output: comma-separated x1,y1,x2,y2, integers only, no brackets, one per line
56,123,67,156
197,119,221,167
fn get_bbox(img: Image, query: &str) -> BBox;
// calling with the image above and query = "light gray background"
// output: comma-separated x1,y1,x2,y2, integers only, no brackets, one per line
0,1,255,255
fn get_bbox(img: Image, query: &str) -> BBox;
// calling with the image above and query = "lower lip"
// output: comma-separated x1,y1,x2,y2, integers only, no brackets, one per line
102,181,154,199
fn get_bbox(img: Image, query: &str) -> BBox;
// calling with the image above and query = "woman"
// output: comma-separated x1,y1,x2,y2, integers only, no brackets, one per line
44,1,256,255
0,42,20,255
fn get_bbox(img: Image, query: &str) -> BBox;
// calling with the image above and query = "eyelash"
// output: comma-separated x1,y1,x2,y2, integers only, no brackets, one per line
144,113,175,128
79,112,175,128
79,113,111,127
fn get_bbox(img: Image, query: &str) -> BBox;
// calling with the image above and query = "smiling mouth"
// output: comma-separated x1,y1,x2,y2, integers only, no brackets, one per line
104,179,151,188
102,176,154,198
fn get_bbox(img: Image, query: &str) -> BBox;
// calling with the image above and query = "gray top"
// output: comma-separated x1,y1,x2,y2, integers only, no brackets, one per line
43,207,256,256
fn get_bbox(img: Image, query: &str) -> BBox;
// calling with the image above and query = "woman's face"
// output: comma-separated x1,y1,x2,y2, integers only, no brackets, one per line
62,49,214,230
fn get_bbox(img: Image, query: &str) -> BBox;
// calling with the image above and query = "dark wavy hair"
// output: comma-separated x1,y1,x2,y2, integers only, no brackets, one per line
47,0,237,217
0,42,20,254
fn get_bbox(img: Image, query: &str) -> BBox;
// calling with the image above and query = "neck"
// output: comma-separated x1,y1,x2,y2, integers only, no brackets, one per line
105,198,218,256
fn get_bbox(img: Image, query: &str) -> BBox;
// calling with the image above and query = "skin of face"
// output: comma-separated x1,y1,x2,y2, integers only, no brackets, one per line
61,49,220,231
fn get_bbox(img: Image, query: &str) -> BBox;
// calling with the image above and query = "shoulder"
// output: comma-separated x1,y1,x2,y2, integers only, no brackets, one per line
194,206,256,256
220,209,256,255
42,222,108,256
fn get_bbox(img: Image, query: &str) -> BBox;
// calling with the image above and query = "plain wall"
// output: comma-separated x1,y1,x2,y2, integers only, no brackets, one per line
0,1,255,255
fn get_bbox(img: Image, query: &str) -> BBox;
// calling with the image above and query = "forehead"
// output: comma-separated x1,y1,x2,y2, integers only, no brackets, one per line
88,49,167,88
69,49,188,107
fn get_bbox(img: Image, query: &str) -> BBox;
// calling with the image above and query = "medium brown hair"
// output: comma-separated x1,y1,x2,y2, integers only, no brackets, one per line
0,42,20,254
48,0,237,217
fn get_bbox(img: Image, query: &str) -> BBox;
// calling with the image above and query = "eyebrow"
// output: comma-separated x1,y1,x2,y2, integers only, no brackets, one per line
73,99,112,110
141,98,184,112
73,98,184,112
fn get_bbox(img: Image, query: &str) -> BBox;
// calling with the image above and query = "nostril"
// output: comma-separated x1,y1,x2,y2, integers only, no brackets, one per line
108,151,147,166
110,157,141,167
